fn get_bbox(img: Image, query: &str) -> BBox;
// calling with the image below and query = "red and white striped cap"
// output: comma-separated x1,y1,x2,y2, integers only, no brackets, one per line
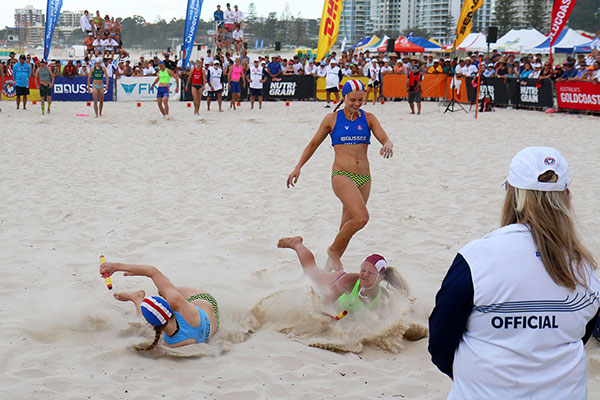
342,79,366,96
140,296,173,326
364,254,387,273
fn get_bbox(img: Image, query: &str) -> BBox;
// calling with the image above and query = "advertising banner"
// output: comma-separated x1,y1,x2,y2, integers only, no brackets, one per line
555,81,600,111
508,79,554,108
1,77,40,101
44,0,63,61
316,0,343,62
453,0,485,50
465,77,510,105
182,0,204,69
117,76,181,101
549,0,577,47
445,77,470,104
317,76,374,100
264,76,316,99
52,76,114,101
380,74,447,99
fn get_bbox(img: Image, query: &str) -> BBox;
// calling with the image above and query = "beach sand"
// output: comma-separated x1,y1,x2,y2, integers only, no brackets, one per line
1,100,599,399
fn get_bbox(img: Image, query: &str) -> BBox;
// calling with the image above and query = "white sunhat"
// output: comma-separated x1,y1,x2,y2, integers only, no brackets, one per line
507,146,570,192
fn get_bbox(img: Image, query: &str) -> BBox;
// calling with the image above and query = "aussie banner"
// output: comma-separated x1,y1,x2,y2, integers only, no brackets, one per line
453,0,485,50
43,0,63,61
549,0,577,47
316,0,343,62
182,0,204,69
116,76,181,101
52,76,114,101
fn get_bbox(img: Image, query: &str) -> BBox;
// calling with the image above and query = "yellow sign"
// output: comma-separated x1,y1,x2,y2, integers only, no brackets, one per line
316,0,343,62
316,77,374,101
453,0,485,50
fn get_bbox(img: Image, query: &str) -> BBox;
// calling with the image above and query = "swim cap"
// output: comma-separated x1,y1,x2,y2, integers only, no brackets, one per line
342,79,365,96
141,296,172,326
364,254,387,273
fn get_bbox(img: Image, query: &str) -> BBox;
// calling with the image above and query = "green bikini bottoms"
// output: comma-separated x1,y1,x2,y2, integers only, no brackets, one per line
332,171,372,187
187,293,220,327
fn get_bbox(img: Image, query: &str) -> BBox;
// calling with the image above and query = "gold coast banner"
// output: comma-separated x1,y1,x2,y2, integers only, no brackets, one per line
453,0,485,50
316,0,343,62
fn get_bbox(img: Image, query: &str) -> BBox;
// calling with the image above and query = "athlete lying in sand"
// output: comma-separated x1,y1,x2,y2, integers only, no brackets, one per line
278,236,409,313
99,262,219,350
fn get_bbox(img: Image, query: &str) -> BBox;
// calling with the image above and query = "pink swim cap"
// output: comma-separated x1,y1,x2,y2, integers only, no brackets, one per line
364,254,387,273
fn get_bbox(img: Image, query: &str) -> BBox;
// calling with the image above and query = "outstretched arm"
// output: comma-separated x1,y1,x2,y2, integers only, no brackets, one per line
100,263,187,310
366,112,393,159
286,113,334,188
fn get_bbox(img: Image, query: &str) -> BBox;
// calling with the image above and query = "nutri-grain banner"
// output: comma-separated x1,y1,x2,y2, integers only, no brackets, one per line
263,76,316,99
465,77,510,105
508,79,554,108
555,81,600,111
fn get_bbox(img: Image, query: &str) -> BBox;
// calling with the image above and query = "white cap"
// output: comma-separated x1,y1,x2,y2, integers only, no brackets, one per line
330,58,337,64
507,147,570,192
534,63,542,68
214,60,220,64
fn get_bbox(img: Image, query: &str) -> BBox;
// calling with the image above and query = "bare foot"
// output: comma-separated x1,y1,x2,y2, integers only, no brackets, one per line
277,236,303,249
325,247,343,271
114,289,145,302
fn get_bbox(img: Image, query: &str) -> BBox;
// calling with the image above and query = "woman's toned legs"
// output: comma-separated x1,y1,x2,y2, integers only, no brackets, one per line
192,88,201,114
327,176,371,270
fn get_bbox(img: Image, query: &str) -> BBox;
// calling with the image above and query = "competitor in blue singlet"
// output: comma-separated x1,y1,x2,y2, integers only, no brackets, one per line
286,79,394,271
100,261,219,350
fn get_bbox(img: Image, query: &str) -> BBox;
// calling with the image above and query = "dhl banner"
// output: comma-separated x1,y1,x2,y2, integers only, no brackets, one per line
316,0,343,62
316,76,375,101
453,0,485,50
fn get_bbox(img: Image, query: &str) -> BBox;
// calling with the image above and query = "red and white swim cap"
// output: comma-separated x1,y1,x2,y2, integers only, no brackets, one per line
364,254,387,273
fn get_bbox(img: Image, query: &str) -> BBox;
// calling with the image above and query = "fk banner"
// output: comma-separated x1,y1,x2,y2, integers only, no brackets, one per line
44,0,63,61
549,0,577,47
453,0,485,50
182,0,204,70
316,0,343,62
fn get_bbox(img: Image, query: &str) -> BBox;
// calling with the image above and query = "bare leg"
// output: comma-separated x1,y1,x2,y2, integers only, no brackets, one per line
92,90,99,117
250,95,254,109
277,236,340,289
417,101,421,115
98,92,104,116
47,97,52,113
192,88,200,114
258,96,262,109
409,102,415,114
217,94,223,112
157,98,166,115
163,98,169,115
23,95,27,110
114,290,146,316
16,95,21,109
326,177,370,270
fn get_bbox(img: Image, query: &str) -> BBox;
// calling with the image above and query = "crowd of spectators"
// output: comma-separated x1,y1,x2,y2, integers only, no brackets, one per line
80,10,127,59
213,4,245,55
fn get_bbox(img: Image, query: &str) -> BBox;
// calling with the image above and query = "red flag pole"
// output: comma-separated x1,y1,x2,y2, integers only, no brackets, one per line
475,55,483,119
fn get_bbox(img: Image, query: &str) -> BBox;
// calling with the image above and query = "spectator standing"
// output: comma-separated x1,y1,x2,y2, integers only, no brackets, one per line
13,55,32,110
305,59,317,76
80,10,92,35
427,59,443,74
63,60,77,79
142,61,156,76
233,5,244,24
206,60,224,112
317,61,328,77
407,64,422,115
342,62,352,76
267,56,282,80
249,59,266,110
482,64,496,78
224,4,235,32
325,59,343,108
364,58,381,105
163,54,176,71
35,59,54,115
214,5,224,28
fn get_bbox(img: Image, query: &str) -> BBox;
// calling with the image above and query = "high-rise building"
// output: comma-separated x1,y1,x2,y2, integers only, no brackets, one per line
416,0,462,43
473,0,495,34
509,0,552,30
59,10,85,27
370,0,416,34
15,5,44,28
339,0,372,43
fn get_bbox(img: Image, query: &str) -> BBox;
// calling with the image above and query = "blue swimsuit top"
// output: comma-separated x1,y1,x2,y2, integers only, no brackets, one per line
162,306,210,345
330,109,371,146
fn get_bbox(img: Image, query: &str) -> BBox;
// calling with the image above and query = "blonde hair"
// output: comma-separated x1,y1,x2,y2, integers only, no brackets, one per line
501,170,597,290
135,325,165,351
382,266,410,294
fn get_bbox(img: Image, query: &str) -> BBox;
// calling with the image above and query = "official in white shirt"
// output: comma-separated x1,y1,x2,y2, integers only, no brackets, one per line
249,59,266,109
325,59,342,108
80,10,92,34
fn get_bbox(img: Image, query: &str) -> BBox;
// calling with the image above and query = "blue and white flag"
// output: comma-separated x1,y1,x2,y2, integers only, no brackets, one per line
182,0,204,69
44,0,63,61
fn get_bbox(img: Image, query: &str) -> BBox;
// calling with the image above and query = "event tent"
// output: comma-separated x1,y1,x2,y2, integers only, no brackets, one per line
351,36,372,50
491,29,546,53
377,36,425,52
573,38,600,53
363,35,389,51
356,35,380,51
456,32,488,52
530,28,591,53
408,37,442,51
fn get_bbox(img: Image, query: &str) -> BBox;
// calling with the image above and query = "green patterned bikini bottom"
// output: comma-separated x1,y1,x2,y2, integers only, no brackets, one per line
187,293,220,327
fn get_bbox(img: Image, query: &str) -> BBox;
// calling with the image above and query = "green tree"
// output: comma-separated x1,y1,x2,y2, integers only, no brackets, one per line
247,3,257,23
569,0,600,32
263,12,278,45
442,13,456,43
494,0,517,36
526,0,547,31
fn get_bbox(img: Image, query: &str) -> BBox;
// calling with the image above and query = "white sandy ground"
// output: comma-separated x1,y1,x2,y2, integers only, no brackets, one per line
0,99,599,399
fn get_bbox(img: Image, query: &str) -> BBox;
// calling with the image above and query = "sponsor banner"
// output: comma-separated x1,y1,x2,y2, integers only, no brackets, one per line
465,77,510,105
1,77,41,101
117,76,181,101
316,0,343,62
380,74,447,99
52,76,114,101
44,0,63,61
317,76,375,100
445,77,470,103
508,79,553,108
549,0,577,47
264,76,316,99
183,0,204,69
555,81,600,111
454,0,485,50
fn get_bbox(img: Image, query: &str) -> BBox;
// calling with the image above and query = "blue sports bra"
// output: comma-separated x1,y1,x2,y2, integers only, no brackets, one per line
330,109,371,146
162,306,211,345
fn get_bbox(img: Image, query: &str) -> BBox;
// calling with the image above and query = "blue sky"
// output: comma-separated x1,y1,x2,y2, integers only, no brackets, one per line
4,0,324,29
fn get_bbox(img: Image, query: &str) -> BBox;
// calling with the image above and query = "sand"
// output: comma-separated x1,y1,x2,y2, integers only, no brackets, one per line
1,99,599,399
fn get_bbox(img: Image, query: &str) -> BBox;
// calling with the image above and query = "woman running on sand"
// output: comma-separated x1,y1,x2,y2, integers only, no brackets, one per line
286,79,394,271
278,236,408,313
100,261,219,350
151,61,179,116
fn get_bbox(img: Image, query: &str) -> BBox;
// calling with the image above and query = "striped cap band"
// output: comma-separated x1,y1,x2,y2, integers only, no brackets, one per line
141,296,172,326
342,79,365,96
